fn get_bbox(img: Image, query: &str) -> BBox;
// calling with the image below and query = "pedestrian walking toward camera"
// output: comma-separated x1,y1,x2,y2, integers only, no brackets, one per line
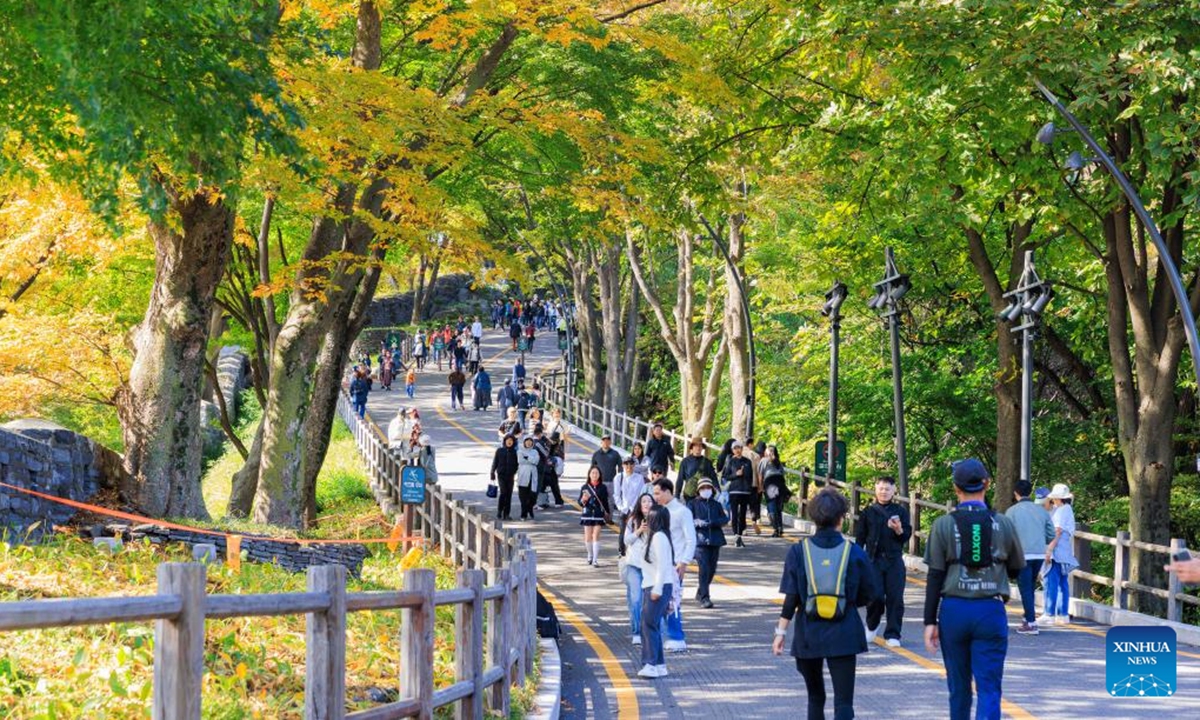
413,334,426,370
349,367,370,418
517,437,541,520
1039,483,1078,626
591,435,622,485
759,445,793,537
615,457,648,556
1006,479,1055,635
854,475,911,647
645,423,677,476
623,493,655,646
652,478,695,652
774,487,879,720
722,440,755,547
404,366,417,399
745,439,765,535
473,366,492,411
630,441,650,477
924,459,1025,720
637,503,676,679
498,407,522,442
447,367,466,410
509,319,522,350
380,353,394,391
675,437,717,502
580,466,612,566
491,435,519,520
689,478,727,608
467,339,482,374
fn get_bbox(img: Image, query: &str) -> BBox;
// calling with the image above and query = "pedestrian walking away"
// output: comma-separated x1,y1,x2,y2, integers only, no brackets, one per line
614,457,648,556
579,466,612,566
472,365,492,411
404,365,417,399
722,440,755,547
636,504,676,679
622,493,655,646
924,458,1025,720
509,319,522,350
774,487,880,720
516,436,541,520
447,367,466,410
759,445,793,537
854,475,911,647
688,478,728,609
349,366,370,418
497,378,517,417
652,477,695,652
1040,483,1078,626
491,435,519,520
1005,479,1055,635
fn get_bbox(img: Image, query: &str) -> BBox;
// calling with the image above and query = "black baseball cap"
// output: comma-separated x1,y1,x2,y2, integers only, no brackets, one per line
952,458,990,493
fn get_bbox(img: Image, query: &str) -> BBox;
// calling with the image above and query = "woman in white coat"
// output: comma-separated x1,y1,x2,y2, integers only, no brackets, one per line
517,436,541,520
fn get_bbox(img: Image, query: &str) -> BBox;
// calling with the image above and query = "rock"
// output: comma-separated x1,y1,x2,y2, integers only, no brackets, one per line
192,543,219,563
93,537,123,554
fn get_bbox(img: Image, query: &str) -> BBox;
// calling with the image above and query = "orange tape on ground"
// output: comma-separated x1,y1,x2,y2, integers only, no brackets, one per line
0,482,422,547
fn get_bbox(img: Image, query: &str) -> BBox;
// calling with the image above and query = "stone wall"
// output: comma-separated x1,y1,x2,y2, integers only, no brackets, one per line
0,420,124,541
200,346,251,458
123,525,370,577
364,273,494,329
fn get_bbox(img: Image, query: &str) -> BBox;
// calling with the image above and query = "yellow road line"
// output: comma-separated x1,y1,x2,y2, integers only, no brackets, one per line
539,585,640,720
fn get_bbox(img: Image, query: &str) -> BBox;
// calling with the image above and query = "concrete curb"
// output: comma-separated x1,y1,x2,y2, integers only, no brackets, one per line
529,637,562,720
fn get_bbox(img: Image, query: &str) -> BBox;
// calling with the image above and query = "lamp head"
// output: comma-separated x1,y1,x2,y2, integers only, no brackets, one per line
1064,151,1090,172
1036,121,1058,146
822,281,848,317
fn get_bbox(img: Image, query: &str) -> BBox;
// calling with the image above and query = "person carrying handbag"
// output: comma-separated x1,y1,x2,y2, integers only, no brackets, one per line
579,466,612,567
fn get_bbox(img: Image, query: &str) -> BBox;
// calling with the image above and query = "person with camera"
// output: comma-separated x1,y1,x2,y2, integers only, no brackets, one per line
854,475,912,647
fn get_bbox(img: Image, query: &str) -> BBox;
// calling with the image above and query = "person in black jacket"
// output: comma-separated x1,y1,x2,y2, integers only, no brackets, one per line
590,435,622,485
579,466,612,566
721,441,755,547
491,435,519,520
853,475,912,647
645,423,676,476
688,478,728,608
774,488,880,720
759,445,793,538
675,437,718,501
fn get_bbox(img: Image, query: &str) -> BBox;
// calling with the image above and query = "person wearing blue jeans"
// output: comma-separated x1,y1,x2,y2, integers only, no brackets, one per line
1005,480,1054,634
622,493,655,645
924,459,1026,720
1040,484,1078,625
637,504,676,678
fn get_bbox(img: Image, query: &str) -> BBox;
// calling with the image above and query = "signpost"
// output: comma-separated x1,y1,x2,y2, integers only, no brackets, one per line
814,440,847,483
401,465,427,505
385,331,402,350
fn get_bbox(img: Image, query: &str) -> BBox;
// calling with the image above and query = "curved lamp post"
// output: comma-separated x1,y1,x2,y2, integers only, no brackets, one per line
1034,78,1200,473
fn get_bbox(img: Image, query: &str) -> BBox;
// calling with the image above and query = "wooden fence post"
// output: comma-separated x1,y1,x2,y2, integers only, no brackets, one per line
306,565,346,720
1071,523,1093,602
488,567,512,715
455,570,485,720
510,554,526,682
523,547,537,673
1113,530,1130,610
1168,538,1186,623
153,563,206,720
402,568,436,720
908,491,921,556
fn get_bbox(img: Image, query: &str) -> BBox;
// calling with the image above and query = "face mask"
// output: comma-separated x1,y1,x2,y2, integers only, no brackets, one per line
699,489,713,500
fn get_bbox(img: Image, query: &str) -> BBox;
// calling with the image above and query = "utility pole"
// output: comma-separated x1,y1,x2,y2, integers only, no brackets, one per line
822,281,848,476
998,250,1053,485
867,248,912,496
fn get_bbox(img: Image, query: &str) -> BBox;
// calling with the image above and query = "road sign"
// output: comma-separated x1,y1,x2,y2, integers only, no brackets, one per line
814,440,847,483
518,338,529,352
385,331,402,350
401,466,427,504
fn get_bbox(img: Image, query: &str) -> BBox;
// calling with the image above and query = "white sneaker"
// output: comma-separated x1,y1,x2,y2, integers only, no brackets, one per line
637,664,659,679
663,639,687,653
654,664,669,677
1056,615,1071,626
886,638,901,648
1035,614,1055,626
865,627,878,643
631,635,642,646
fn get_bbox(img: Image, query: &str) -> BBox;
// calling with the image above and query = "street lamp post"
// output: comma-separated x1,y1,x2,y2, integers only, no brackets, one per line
698,214,757,440
823,281,848,476
867,248,912,497
998,251,1053,485
1034,78,1200,474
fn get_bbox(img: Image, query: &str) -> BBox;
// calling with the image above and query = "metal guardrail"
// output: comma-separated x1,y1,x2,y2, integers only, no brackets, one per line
536,370,1199,622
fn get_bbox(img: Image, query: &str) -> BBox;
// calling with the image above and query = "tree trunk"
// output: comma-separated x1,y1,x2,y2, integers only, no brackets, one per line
723,208,750,440
567,250,605,404
421,248,443,320
599,243,634,413
227,423,263,518
116,187,233,519
1126,401,1176,615
410,254,428,325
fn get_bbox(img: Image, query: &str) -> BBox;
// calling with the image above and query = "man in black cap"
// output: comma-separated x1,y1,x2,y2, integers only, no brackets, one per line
923,458,1025,720
590,434,622,486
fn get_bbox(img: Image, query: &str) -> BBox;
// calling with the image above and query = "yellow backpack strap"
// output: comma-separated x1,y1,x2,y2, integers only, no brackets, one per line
834,540,852,596
801,538,819,596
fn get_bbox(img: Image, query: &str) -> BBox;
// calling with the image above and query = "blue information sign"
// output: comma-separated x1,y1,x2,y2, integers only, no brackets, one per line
401,466,427,504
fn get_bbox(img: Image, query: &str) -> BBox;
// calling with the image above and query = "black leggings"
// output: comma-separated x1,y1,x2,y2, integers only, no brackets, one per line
730,494,751,536
796,655,857,720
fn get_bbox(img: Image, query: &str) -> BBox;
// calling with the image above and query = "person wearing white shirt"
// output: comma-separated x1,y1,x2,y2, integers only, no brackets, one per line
637,504,676,679
386,409,411,461
471,318,484,341
614,458,647,556
652,478,696,652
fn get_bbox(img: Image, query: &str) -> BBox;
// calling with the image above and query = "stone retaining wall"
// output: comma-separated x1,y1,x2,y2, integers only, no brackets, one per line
124,525,371,577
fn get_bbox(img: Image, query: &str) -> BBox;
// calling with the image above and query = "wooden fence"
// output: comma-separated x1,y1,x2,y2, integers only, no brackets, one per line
0,395,539,720
537,370,1199,623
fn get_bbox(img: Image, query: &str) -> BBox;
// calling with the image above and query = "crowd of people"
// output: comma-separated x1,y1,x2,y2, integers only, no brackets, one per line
357,320,1101,719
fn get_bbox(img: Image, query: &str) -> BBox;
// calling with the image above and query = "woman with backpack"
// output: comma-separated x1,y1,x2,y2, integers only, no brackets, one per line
773,487,879,720
636,503,676,679
759,445,793,538
579,465,611,566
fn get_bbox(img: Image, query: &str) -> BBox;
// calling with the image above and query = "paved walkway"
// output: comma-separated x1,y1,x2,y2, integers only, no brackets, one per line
361,329,1200,719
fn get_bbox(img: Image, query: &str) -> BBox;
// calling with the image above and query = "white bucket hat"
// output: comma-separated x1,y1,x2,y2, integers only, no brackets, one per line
1047,483,1074,500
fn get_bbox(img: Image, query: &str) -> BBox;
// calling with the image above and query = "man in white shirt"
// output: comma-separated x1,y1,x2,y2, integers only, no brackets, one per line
471,317,484,341
652,477,696,652
386,409,410,461
615,457,647,556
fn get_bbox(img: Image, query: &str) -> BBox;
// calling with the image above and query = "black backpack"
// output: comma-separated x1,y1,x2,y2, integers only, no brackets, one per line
536,591,560,640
